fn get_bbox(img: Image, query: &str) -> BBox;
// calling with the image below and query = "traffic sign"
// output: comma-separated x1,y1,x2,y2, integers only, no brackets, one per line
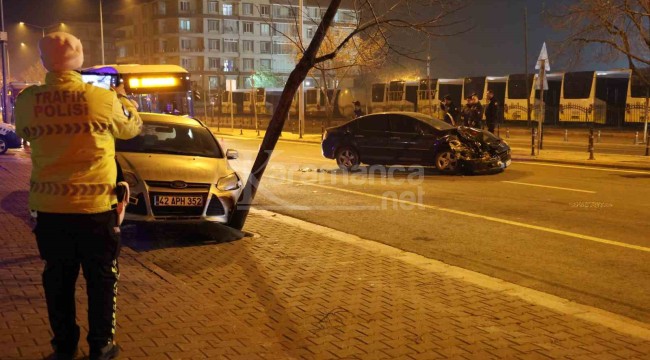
535,42,550,71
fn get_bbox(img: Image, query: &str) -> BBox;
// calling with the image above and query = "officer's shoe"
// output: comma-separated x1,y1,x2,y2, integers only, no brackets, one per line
90,342,120,360
44,348,78,360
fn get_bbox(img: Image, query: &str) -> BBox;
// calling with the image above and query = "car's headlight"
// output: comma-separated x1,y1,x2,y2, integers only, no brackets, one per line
122,171,139,187
217,173,241,191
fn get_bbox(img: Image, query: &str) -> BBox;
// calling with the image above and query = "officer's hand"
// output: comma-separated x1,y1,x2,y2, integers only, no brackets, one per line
112,83,127,97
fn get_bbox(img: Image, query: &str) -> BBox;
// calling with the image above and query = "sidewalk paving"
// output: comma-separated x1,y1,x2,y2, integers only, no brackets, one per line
211,128,650,171
2,153,650,359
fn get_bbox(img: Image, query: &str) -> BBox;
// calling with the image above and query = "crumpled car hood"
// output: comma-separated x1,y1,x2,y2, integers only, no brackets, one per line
117,152,234,184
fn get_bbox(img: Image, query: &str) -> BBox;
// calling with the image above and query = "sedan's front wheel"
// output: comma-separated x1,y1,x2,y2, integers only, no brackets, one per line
0,136,8,155
335,146,360,172
435,150,458,173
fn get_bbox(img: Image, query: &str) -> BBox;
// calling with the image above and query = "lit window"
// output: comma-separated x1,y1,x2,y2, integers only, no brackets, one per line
223,3,233,16
179,19,191,31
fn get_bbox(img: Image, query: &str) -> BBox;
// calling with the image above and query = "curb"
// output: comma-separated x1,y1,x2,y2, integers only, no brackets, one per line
511,156,650,171
250,208,650,341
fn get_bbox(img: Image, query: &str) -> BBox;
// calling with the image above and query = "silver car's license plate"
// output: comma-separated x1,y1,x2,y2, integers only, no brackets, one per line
154,196,203,207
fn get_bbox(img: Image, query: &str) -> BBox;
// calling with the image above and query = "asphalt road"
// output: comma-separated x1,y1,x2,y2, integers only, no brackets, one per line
222,136,650,323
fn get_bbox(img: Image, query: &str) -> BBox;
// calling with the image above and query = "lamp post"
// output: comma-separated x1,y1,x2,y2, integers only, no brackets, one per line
19,22,46,37
99,0,104,64
1,0,8,124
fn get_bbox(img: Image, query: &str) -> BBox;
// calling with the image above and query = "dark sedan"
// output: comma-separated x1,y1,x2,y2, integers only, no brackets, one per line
321,112,511,174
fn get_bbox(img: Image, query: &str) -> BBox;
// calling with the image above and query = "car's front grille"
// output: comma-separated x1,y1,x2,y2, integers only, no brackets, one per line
145,180,211,190
150,192,207,217
126,193,147,215
206,195,225,216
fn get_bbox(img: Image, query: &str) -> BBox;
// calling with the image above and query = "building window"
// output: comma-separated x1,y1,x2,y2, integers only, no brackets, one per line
223,3,233,16
242,40,254,53
180,39,192,50
223,59,235,72
224,20,238,34
207,19,220,32
260,41,271,54
260,23,270,36
157,1,166,15
273,41,293,55
181,58,192,69
180,1,190,12
208,57,220,69
180,19,191,31
259,4,270,17
243,58,254,71
260,59,271,70
242,3,253,15
208,39,220,51
208,1,219,13
307,27,314,38
243,22,253,34
209,76,219,90
224,40,238,52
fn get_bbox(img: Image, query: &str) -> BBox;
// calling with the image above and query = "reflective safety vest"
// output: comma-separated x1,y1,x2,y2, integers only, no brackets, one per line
15,71,142,214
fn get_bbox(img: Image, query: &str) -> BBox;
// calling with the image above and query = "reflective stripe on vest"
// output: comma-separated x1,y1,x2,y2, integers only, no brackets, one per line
22,121,110,139
30,182,114,196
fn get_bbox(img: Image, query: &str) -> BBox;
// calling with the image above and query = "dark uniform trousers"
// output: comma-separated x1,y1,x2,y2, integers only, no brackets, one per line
34,210,120,353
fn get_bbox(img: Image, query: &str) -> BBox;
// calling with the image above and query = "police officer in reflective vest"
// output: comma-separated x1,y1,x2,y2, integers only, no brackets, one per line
15,32,142,360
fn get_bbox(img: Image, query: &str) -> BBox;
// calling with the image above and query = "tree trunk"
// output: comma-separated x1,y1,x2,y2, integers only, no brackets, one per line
229,0,342,230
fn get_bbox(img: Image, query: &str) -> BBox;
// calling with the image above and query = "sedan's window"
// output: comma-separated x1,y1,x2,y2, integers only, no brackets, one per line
390,116,418,134
357,116,389,132
116,122,223,158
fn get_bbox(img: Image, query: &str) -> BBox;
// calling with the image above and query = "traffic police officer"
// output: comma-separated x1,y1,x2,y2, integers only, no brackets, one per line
15,32,142,360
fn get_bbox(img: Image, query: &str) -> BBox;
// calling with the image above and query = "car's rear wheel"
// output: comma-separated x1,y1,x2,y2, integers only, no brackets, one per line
335,146,360,171
0,136,8,155
435,150,458,173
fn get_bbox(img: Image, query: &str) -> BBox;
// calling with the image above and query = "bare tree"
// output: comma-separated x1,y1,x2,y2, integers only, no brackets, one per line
547,0,650,84
19,61,47,83
229,0,468,229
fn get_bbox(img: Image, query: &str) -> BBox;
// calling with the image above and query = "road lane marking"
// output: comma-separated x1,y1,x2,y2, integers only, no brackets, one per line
502,181,596,194
252,208,650,340
267,176,650,253
514,161,650,174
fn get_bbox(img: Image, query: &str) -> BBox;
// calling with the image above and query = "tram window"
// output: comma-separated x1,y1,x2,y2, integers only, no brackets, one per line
563,71,594,99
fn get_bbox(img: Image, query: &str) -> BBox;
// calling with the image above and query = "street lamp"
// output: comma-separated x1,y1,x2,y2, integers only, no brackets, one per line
19,22,46,37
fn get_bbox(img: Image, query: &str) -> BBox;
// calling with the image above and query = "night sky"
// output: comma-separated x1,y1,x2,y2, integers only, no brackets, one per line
1,0,626,80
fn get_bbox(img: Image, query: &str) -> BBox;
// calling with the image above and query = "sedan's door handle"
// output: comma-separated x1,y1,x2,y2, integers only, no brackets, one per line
390,136,400,140
354,135,364,138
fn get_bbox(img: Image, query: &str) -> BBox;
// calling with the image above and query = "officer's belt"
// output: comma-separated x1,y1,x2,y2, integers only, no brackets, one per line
30,182,114,196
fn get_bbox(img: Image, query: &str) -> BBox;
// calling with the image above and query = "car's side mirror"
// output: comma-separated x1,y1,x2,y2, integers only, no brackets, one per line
226,149,239,160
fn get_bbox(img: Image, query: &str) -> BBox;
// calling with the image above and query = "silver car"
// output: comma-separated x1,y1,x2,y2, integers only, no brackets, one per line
116,113,241,224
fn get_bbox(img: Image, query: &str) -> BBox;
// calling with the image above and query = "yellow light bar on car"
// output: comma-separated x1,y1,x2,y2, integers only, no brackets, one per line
128,77,179,88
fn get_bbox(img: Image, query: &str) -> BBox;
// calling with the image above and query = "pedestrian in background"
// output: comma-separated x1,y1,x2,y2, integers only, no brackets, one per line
353,100,364,118
440,95,458,126
485,89,499,133
14,32,142,360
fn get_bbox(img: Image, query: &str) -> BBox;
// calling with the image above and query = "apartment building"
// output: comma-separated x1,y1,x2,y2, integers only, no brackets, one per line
115,0,357,91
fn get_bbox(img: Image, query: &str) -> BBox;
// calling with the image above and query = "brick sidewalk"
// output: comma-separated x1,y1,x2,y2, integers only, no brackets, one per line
2,153,649,359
